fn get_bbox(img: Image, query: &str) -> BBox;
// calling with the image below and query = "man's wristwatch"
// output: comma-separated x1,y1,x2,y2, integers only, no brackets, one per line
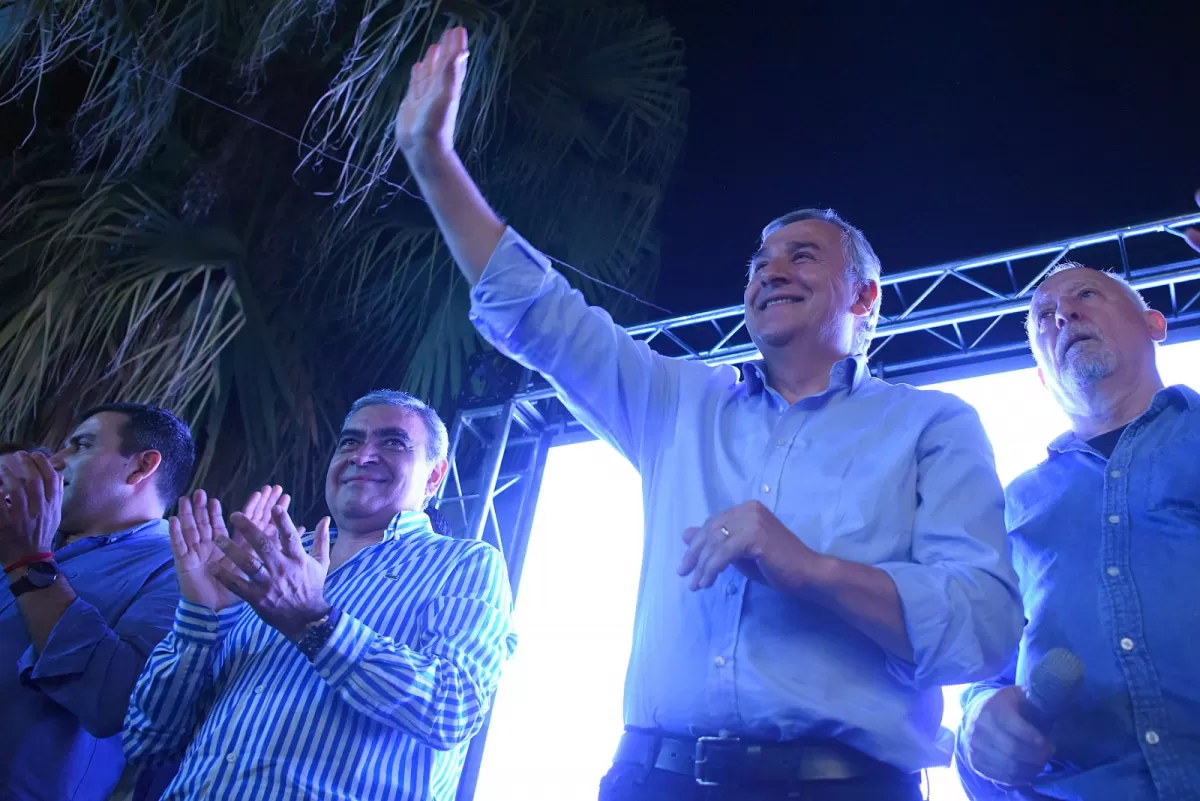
295,607,342,661
9,560,59,598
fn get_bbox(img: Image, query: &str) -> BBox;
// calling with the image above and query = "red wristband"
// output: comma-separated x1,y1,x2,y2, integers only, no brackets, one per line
4,553,55,574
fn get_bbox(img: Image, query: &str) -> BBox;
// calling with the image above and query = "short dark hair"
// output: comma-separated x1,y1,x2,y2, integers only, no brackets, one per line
77,403,195,507
0,442,51,457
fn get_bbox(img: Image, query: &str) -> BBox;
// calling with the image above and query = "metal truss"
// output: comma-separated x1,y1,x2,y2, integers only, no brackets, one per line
441,210,1200,800
438,209,1200,548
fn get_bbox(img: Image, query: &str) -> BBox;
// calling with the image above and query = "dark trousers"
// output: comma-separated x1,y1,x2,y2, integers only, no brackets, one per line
598,763,925,801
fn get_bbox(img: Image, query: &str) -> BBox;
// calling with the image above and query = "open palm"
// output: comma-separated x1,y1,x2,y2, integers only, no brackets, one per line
395,26,469,157
169,486,288,611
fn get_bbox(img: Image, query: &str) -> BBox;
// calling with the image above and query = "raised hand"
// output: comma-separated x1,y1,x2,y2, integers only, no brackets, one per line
0,451,63,567
212,505,332,641
395,26,469,159
961,685,1055,786
169,486,288,611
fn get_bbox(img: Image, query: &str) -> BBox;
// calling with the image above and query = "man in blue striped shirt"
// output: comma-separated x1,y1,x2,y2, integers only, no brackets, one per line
123,390,518,801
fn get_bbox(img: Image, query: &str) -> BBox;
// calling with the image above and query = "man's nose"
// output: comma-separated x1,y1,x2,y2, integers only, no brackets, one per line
350,445,380,465
1054,301,1082,329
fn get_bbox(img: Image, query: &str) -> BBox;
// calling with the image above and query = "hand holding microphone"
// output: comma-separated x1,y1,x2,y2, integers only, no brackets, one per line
961,648,1085,787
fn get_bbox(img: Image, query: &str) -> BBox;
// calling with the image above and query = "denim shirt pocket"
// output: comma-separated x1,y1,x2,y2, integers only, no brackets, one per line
1146,432,1200,518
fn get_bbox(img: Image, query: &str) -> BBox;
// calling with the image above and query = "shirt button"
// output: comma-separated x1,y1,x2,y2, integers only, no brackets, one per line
319,669,331,678
225,753,236,764
1120,638,1135,652
725,583,738,596
1107,566,1120,577
714,656,726,667
205,622,217,632
1110,469,1121,478
1145,731,1160,746
1108,514,1120,524
761,484,770,493
254,685,264,694
776,439,786,447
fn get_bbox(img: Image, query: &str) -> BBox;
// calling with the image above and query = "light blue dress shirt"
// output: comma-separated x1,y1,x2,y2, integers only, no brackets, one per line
469,227,1023,771
0,519,177,801
956,385,1200,800
123,511,517,801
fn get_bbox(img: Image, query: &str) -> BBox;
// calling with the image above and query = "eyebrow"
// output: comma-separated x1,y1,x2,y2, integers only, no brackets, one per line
337,427,413,442
748,240,824,269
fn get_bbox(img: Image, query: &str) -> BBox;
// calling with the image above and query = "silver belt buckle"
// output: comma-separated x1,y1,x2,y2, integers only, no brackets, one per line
693,735,740,786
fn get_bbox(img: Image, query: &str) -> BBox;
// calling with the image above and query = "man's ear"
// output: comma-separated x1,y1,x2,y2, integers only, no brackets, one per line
425,458,450,501
1146,309,1168,344
127,449,163,489
851,279,880,317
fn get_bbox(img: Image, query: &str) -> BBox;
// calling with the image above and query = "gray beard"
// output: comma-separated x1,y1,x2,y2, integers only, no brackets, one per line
1060,344,1117,390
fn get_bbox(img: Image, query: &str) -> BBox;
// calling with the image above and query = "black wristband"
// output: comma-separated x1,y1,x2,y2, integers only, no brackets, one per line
295,607,342,661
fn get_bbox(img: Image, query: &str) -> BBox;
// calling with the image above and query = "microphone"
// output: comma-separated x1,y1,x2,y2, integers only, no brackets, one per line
1021,647,1085,734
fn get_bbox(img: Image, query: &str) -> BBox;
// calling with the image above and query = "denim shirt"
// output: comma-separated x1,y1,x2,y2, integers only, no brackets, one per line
470,227,1023,771
957,385,1200,800
0,520,177,801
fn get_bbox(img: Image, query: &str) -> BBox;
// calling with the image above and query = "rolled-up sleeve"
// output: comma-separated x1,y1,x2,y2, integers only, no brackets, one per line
877,396,1023,689
17,566,178,739
469,227,679,469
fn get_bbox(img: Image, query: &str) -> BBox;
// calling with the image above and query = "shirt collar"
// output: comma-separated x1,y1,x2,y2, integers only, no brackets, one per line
55,518,167,554
381,510,434,543
1047,384,1197,455
740,354,869,396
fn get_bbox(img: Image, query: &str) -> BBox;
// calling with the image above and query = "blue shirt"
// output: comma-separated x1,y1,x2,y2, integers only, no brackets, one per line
956,385,1200,800
123,511,518,801
0,520,178,801
469,228,1023,770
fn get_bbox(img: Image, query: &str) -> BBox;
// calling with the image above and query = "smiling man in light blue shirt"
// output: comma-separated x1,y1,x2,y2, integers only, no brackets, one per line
394,28,1023,800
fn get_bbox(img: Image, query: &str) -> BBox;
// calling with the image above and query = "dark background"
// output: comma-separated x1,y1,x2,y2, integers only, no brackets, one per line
647,0,1199,316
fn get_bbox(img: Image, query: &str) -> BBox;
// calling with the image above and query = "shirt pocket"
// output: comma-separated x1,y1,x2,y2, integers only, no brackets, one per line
65,569,133,622
1147,433,1200,516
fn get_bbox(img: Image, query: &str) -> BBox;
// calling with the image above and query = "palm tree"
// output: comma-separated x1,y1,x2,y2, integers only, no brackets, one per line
0,0,687,517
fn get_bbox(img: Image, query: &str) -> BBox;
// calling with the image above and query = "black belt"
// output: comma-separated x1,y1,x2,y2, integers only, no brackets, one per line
614,729,916,787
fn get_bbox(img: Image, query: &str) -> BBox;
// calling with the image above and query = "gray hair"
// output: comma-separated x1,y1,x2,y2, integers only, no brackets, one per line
1025,261,1150,333
759,208,883,354
343,389,449,464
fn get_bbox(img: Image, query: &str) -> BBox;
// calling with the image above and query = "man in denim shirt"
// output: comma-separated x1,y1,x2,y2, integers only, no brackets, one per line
0,403,193,800
955,256,1200,800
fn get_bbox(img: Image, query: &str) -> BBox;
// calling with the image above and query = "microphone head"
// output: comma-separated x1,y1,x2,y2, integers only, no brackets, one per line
1027,647,1085,720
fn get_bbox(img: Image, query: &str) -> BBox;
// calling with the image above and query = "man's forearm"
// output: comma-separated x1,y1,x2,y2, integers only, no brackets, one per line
12,570,78,652
799,557,914,662
407,146,506,285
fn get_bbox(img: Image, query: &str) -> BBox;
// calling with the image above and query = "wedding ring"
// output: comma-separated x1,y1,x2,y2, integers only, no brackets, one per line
249,563,267,580
719,526,731,537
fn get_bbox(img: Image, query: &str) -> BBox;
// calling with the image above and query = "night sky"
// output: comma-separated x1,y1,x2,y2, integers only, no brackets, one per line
648,1,1200,317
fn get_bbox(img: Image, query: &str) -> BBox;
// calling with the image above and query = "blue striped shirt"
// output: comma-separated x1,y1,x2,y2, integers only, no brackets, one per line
123,511,517,801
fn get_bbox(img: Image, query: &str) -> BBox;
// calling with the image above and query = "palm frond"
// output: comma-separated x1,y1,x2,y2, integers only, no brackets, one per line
0,0,687,520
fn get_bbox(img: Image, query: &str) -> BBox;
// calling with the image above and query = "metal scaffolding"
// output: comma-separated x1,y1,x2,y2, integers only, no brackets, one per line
443,210,1200,799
